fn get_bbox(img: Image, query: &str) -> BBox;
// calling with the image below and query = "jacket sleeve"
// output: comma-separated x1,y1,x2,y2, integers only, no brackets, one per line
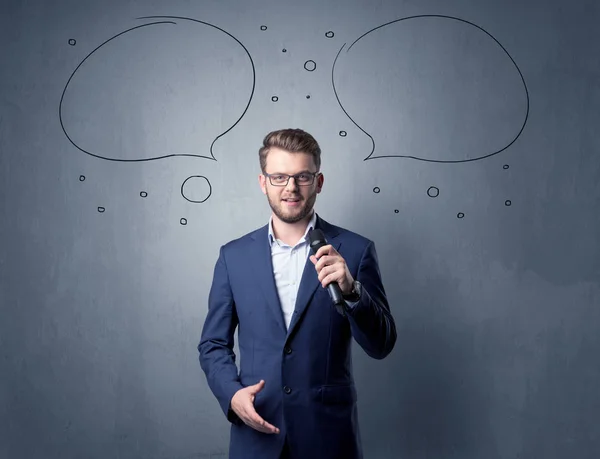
345,241,397,359
198,245,244,424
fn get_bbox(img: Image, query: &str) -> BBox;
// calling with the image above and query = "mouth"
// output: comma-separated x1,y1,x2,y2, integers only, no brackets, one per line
282,197,302,206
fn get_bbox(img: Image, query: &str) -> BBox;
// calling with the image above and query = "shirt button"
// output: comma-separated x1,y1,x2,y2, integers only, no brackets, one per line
284,346,292,355
283,386,292,394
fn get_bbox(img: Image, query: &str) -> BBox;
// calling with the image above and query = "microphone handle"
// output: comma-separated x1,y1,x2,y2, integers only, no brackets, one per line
327,282,346,316
307,229,346,316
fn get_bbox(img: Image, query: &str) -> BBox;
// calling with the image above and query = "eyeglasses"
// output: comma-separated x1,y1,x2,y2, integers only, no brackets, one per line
264,171,320,186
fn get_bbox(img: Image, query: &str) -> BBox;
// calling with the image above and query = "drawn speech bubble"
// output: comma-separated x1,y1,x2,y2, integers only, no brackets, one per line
59,17,255,163
332,15,529,163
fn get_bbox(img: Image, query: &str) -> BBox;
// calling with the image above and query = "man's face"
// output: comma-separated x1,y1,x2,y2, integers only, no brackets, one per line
259,147,323,224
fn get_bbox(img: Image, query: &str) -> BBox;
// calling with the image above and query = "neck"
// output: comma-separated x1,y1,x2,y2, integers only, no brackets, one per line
271,211,314,246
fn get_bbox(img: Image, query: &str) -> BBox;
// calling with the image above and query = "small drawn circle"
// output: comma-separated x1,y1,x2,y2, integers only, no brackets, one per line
505,200,512,206
282,48,287,53
140,191,148,198
181,175,212,203
457,212,465,218
306,95,311,99
68,39,76,46
394,209,399,213
427,186,440,198
180,218,188,225
79,175,85,181
271,96,279,102
98,207,105,213
503,164,510,170
373,187,380,193
325,31,335,38
304,60,317,72
260,25,267,31
339,131,347,137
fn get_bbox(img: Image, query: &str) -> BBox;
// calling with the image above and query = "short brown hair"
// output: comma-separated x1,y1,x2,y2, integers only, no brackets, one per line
259,128,321,173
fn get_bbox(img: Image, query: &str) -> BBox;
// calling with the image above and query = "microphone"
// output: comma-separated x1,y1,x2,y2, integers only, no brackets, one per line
308,229,346,316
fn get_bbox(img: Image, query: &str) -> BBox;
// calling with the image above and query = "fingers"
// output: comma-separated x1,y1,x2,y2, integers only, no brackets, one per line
313,256,343,279
245,407,280,434
315,262,339,284
310,250,353,291
311,246,343,279
313,254,339,272
234,380,280,434
313,244,337,260
241,400,279,434
319,271,342,289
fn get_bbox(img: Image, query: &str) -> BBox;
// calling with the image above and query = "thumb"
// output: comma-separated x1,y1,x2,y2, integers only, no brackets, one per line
250,379,265,394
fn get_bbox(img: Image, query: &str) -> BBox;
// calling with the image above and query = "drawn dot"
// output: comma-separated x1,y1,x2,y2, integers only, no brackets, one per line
140,191,148,198
457,212,465,219
306,95,311,99
97,207,105,213
503,164,510,169
427,186,440,198
339,131,347,137
271,96,279,102
373,187,380,193
325,31,335,38
282,48,287,53
180,218,188,225
505,200,512,206
68,39,76,46
394,209,399,213
260,25,267,31
304,60,317,72
79,175,85,181
181,175,212,203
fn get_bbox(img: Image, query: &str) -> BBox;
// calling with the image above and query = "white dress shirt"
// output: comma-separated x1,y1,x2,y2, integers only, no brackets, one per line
268,211,318,329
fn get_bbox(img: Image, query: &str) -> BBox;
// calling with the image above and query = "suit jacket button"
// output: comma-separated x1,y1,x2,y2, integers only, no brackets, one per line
283,386,292,394
284,346,292,355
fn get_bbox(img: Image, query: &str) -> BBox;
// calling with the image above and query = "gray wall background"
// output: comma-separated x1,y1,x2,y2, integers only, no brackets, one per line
1,0,599,458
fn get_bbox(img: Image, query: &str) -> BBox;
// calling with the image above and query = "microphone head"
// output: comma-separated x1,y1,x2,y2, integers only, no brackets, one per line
308,228,327,253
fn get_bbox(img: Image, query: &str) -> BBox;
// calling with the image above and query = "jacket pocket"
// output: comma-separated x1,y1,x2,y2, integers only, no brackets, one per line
314,384,357,405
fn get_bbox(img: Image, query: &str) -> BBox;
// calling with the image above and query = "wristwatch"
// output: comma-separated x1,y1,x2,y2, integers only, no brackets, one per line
342,280,362,302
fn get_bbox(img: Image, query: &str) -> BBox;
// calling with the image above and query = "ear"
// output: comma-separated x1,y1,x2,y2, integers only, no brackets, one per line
316,172,324,193
259,173,267,195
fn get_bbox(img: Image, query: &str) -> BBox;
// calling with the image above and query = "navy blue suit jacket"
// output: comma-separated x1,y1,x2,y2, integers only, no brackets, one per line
198,215,396,459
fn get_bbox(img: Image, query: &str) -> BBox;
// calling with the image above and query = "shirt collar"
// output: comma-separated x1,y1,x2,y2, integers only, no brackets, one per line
268,210,317,247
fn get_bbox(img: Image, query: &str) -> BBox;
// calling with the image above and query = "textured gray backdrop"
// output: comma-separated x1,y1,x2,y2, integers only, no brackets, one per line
1,0,599,458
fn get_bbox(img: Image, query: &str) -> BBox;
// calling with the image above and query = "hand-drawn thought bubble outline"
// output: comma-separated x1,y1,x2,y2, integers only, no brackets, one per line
59,16,256,163
331,14,530,163
181,175,212,203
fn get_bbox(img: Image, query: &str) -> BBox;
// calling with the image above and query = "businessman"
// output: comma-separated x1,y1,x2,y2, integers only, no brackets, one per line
198,128,397,459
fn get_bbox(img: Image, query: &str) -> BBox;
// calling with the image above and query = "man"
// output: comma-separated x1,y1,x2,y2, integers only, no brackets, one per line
198,128,396,459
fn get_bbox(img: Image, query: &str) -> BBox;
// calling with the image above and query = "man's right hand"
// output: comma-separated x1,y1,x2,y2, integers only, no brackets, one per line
231,380,280,434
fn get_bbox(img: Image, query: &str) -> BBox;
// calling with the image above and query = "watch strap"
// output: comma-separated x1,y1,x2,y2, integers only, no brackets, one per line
342,280,361,302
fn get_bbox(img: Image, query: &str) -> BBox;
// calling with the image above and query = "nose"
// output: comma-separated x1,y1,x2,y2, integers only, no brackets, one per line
285,176,299,191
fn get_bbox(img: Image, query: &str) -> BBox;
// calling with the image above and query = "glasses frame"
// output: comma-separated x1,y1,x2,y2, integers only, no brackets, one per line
263,171,321,187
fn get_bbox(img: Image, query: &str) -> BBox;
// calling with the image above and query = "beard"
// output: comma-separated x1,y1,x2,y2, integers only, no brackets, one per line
266,188,317,224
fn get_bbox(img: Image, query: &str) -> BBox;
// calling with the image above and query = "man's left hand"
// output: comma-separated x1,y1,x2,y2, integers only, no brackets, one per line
309,245,354,295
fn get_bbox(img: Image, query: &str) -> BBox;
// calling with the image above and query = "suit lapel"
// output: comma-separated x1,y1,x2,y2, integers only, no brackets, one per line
286,216,341,338
250,226,287,334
